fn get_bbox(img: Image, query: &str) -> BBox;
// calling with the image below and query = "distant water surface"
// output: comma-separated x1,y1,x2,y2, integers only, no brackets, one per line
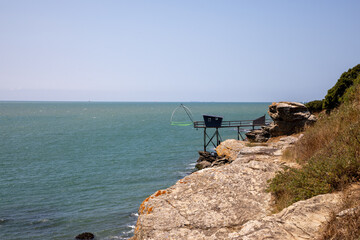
0,102,270,239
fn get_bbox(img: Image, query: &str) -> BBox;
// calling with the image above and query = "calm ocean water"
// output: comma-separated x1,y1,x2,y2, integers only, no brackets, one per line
0,102,270,240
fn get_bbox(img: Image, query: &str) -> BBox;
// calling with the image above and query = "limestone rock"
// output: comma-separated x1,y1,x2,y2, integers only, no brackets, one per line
197,151,217,163
233,193,342,240
131,135,337,240
268,102,311,121
246,102,316,142
196,151,231,170
215,139,246,161
195,160,211,170
245,129,270,142
266,102,317,137
131,159,281,240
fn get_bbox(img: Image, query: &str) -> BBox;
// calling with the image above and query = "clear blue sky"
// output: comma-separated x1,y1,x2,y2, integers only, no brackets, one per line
1,0,359,102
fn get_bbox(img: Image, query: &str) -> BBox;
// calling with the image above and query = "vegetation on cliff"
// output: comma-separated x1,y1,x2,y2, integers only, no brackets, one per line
268,67,360,213
304,64,360,113
305,99,323,113
323,64,360,111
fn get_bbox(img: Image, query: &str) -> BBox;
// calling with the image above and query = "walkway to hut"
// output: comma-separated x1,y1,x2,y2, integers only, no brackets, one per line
193,115,270,151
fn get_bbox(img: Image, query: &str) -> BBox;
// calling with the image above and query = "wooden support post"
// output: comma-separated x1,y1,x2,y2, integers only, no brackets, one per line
204,128,207,152
216,128,219,146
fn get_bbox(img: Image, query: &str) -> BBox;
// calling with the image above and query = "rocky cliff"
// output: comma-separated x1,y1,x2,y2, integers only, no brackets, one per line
130,135,343,240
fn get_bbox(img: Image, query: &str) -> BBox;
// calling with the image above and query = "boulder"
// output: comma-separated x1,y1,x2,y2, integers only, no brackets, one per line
215,139,246,161
246,102,317,141
245,129,270,142
195,160,211,170
266,102,316,137
197,151,217,163
268,101,311,121
195,151,232,170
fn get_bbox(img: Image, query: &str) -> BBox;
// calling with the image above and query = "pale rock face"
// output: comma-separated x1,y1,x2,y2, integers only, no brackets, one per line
215,139,246,161
233,193,341,240
268,102,311,122
266,102,317,137
246,102,316,142
131,150,281,239
130,135,340,240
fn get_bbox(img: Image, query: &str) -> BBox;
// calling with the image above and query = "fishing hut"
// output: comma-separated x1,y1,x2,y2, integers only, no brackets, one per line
170,104,270,152
193,115,269,151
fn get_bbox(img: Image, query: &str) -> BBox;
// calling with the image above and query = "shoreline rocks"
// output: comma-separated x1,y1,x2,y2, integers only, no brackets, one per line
195,140,247,170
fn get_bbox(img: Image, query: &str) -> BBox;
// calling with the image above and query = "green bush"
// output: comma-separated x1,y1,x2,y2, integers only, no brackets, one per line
323,64,360,111
305,100,323,113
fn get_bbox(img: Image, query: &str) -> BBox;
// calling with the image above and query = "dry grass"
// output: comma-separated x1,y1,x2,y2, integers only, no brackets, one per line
285,88,360,164
267,82,360,212
320,184,360,240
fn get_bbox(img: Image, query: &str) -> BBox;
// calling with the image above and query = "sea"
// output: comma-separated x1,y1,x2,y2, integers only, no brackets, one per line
0,102,270,240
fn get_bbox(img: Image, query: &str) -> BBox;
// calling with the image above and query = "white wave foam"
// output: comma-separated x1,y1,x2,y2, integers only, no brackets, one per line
130,212,139,217
104,236,127,240
126,224,135,229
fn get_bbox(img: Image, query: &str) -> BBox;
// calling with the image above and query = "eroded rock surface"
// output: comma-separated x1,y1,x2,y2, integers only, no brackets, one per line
132,159,280,240
266,102,316,137
233,193,341,240
246,102,317,142
130,136,339,240
215,139,246,161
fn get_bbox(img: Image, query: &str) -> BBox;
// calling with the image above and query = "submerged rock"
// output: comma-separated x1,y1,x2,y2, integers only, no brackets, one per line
75,232,95,240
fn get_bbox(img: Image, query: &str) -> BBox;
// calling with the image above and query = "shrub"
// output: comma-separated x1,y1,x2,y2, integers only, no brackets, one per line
305,100,323,113
323,64,360,111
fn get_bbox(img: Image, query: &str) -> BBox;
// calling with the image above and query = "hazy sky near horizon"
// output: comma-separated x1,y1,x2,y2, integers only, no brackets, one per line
1,0,360,102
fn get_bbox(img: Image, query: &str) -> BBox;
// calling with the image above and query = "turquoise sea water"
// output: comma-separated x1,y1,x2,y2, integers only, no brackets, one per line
0,102,270,240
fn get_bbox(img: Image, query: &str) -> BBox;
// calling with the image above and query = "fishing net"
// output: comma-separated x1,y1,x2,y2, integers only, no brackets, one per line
170,104,194,126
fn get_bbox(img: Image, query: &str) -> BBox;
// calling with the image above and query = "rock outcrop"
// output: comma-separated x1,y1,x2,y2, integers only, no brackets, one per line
195,151,230,170
266,102,316,137
246,102,317,142
195,140,247,170
245,129,270,143
130,136,337,240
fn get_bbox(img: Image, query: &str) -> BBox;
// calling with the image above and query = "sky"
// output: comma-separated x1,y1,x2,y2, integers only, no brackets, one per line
0,0,360,102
